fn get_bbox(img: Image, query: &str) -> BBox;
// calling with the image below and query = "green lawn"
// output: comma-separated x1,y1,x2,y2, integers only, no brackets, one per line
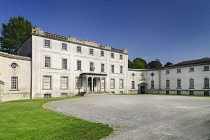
0,97,113,140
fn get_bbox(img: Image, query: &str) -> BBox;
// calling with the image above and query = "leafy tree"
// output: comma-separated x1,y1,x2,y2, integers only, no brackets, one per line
128,59,133,68
164,62,173,67
128,58,148,69
0,16,34,53
148,59,162,69
132,58,148,69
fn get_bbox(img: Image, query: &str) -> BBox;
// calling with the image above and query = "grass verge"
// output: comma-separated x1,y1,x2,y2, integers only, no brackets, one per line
0,97,113,140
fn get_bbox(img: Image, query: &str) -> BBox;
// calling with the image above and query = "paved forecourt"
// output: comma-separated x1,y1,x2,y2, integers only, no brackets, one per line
46,95,210,140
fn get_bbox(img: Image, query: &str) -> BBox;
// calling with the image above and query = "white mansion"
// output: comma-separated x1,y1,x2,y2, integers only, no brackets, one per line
0,28,209,102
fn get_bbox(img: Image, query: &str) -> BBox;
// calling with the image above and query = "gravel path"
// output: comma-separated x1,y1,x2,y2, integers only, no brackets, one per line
46,95,210,140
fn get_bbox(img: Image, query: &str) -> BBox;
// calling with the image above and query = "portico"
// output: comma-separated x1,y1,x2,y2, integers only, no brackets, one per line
80,73,107,93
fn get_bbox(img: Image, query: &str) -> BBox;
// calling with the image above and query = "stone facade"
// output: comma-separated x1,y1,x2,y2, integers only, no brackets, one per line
0,28,209,102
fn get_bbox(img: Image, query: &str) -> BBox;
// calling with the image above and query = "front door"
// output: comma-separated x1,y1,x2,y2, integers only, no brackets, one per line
141,86,145,94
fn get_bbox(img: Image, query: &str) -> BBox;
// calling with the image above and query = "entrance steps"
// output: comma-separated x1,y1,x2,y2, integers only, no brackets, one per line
76,92,113,97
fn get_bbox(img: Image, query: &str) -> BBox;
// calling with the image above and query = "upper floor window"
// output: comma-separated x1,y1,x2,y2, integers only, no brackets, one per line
120,55,123,60
110,79,115,89
204,77,209,88
189,78,194,88
45,56,51,68
166,70,170,74
177,79,181,88
11,76,18,90
101,51,104,57
151,80,154,89
204,66,209,71
132,81,135,89
44,40,50,47
89,48,94,55
77,46,81,53
177,69,181,73
90,62,94,71
166,80,170,89
101,64,104,72
61,77,68,89
111,65,114,73
120,66,123,74
77,60,81,70
43,76,51,90
62,59,67,69
111,53,114,59
189,67,194,72
62,43,67,50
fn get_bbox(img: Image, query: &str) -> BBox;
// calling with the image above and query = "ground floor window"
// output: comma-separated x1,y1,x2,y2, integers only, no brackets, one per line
166,90,169,94
101,79,105,89
61,77,68,89
120,91,123,94
119,79,123,89
76,77,82,89
43,76,52,90
110,79,115,89
11,76,18,90
132,81,135,89
61,93,68,97
44,94,51,98
189,91,194,95
177,91,181,95
204,91,209,96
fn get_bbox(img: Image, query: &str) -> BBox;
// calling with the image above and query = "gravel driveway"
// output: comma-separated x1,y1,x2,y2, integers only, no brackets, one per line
46,95,210,140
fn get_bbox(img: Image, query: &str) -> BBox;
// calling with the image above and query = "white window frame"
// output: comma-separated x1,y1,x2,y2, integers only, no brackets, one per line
43,76,52,90
76,77,82,89
61,76,68,89
120,66,123,74
62,43,67,50
189,67,194,72
189,78,194,88
204,66,209,71
45,56,51,68
177,69,181,73
77,46,81,53
177,79,181,88
110,79,115,89
204,77,209,88
11,76,18,90
89,48,94,55
101,63,105,72
119,79,123,89
111,65,114,73
101,51,104,57
62,59,67,69
44,39,50,48
77,60,81,70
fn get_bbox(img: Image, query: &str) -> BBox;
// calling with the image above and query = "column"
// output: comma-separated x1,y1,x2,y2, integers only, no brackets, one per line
91,77,93,92
86,77,88,92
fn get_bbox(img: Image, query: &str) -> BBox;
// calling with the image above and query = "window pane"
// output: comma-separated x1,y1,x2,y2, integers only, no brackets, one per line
43,76,51,89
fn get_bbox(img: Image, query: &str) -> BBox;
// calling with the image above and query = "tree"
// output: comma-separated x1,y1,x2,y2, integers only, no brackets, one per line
148,59,162,69
132,58,148,69
164,62,173,67
128,58,148,69
0,16,34,53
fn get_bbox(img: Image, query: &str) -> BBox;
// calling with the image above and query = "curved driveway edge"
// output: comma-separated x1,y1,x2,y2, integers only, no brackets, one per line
46,95,210,140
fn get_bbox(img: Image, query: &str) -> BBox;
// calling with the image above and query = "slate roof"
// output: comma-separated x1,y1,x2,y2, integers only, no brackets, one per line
172,57,210,67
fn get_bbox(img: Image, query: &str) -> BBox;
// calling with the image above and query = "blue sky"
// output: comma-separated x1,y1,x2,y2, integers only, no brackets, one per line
1,0,210,65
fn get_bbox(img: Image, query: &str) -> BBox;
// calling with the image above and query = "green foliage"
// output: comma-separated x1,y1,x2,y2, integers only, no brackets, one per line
128,58,148,69
148,59,162,69
0,97,113,140
0,16,33,53
164,62,173,67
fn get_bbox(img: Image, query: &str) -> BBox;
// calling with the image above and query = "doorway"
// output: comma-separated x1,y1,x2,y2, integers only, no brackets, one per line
141,86,145,94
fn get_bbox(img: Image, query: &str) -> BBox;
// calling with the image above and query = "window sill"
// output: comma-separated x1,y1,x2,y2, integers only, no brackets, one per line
165,87,170,89
189,87,195,89
189,71,195,72
10,89,19,91
176,87,182,89
203,87,210,89
203,70,210,71
61,49,67,51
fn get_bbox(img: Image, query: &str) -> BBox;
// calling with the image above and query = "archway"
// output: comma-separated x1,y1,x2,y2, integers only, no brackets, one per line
138,82,147,94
